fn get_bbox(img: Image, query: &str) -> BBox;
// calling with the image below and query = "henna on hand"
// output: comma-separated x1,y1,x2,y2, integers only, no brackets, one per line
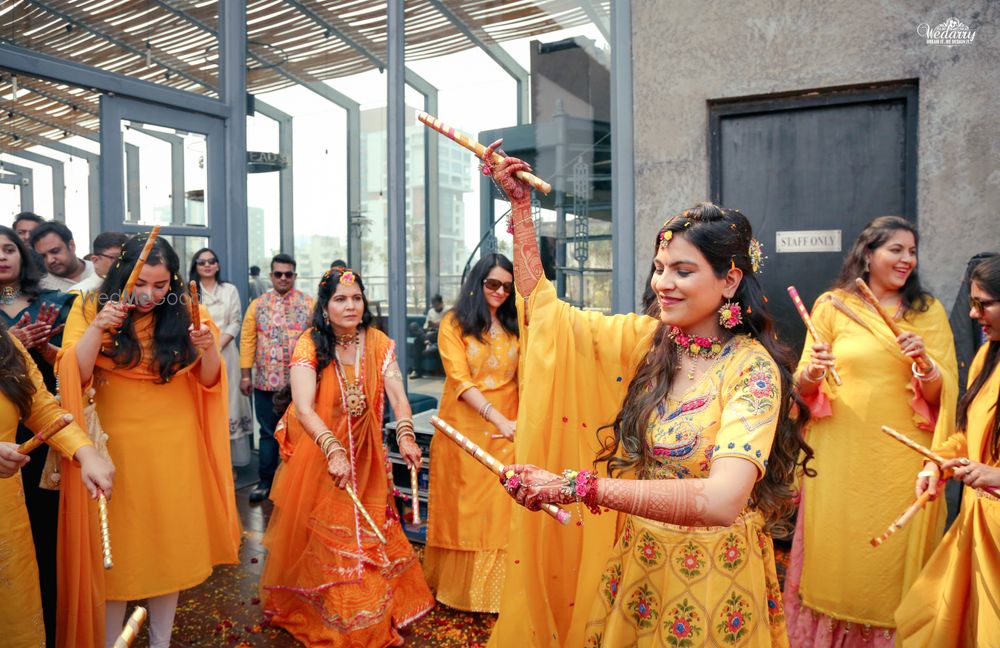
597,478,709,526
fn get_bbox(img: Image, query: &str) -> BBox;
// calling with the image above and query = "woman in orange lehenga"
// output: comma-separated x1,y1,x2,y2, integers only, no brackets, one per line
260,267,434,646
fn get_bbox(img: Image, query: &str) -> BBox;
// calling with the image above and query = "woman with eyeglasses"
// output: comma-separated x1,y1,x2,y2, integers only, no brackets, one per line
895,254,1000,646
190,248,252,468
783,216,959,646
424,253,518,613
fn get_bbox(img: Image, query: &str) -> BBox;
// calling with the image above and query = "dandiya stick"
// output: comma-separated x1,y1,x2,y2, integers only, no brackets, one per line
17,413,73,454
854,278,933,373
787,286,842,386
122,226,161,302
188,281,201,329
880,425,1000,497
99,493,113,569
417,112,552,195
430,415,571,525
410,467,421,525
344,484,388,545
870,489,936,547
112,606,147,648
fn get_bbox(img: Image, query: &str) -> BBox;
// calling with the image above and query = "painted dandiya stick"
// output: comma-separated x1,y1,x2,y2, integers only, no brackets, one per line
17,413,73,454
410,466,421,525
188,281,201,329
112,605,147,648
99,493,113,569
854,278,933,373
122,226,161,302
870,489,936,547
344,484,388,545
430,415,571,525
787,286,842,386
880,425,1000,497
417,112,553,195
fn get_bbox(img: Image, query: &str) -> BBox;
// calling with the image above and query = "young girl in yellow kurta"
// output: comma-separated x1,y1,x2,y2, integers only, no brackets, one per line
57,236,240,648
483,148,814,647
0,331,114,648
425,253,518,612
895,254,1000,647
784,217,958,647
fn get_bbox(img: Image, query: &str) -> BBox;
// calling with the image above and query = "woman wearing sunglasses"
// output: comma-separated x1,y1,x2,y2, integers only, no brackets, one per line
896,254,1000,646
424,253,519,613
784,216,959,646
189,248,252,468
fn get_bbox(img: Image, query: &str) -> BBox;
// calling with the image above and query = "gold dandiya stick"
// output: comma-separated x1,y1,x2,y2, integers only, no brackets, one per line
17,413,73,454
344,484,388,545
410,466,421,525
430,415,571,525
123,226,161,302
188,281,201,330
870,489,935,547
112,605,147,648
880,425,1000,497
854,278,933,373
99,493,113,569
417,112,553,195
787,286,842,386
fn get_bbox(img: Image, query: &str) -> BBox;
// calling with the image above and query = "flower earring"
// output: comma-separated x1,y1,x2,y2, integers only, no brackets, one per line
719,301,742,329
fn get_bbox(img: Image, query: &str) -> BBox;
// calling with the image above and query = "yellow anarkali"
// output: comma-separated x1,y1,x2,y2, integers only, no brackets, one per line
0,336,90,648
489,277,658,646
424,312,518,612
784,289,958,643
895,342,1000,647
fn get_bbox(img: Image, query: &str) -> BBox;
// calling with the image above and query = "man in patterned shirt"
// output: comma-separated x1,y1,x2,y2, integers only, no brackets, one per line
240,253,314,502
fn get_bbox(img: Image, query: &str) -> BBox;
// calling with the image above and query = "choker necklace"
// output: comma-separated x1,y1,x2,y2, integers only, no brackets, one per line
335,331,360,348
668,327,724,380
0,286,22,305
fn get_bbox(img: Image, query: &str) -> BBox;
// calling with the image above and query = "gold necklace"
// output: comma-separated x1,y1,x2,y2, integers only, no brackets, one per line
0,285,22,305
335,336,366,417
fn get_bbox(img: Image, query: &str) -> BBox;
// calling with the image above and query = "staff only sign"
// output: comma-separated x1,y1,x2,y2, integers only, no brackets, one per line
775,230,842,254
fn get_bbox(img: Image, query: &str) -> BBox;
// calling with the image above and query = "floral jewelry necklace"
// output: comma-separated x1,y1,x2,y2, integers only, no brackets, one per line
668,326,724,380
0,285,22,305
335,335,366,417
335,331,360,348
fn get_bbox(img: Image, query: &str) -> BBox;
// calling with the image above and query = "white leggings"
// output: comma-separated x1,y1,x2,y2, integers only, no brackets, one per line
104,591,179,648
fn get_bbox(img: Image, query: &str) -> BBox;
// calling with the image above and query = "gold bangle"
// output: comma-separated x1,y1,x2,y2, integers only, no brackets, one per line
396,430,416,445
804,366,827,383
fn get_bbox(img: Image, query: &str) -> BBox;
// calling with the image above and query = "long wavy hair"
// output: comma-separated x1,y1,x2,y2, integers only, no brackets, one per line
188,247,227,297
452,253,518,342
0,226,45,299
98,236,197,383
835,216,932,316
309,266,374,374
595,203,814,534
0,325,37,419
957,255,1000,462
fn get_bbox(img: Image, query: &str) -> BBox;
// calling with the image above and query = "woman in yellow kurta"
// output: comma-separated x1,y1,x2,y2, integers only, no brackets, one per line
895,254,1000,647
425,253,518,612
260,267,433,647
57,235,240,648
0,333,113,648
783,217,958,646
483,149,814,647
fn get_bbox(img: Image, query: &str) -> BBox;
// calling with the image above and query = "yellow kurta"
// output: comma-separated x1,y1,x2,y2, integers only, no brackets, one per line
489,277,658,647
425,312,518,612
0,335,90,648
59,299,240,604
895,342,1000,647
791,290,957,628
585,337,789,647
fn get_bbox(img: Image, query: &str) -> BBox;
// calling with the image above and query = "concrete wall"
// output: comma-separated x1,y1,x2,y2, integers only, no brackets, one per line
630,0,999,307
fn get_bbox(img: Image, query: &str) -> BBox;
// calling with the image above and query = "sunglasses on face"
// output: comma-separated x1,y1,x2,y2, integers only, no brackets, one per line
272,271,295,279
483,278,514,294
970,296,1000,312
196,258,219,266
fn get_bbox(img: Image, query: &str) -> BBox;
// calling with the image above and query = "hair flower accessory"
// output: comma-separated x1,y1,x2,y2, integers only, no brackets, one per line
748,239,765,273
658,229,673,249
339,269,357,286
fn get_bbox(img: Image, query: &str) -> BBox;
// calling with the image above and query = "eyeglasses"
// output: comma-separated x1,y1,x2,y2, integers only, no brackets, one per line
272,271,296,279
483,278,514,294
195,258,219,266
970,296,1000,312
93,253,118,262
